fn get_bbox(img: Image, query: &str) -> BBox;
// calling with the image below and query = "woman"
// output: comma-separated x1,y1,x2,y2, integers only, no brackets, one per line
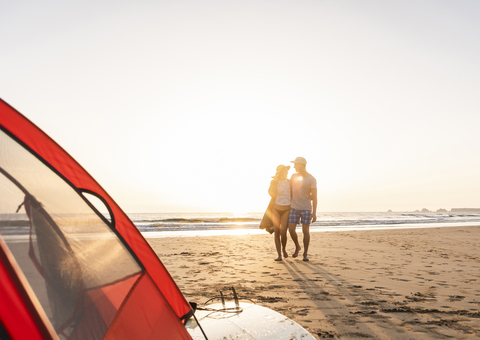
268,164,291,261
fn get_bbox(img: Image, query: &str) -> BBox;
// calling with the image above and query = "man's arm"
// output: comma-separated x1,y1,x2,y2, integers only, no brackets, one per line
310,188,317,223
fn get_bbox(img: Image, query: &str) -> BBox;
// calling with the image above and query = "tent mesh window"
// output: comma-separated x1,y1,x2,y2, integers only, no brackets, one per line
0,129,143,340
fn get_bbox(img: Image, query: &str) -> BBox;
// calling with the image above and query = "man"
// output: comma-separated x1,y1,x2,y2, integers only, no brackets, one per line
288,156,317,261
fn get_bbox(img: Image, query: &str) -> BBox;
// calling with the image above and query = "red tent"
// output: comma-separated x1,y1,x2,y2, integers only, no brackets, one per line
0,99,193,339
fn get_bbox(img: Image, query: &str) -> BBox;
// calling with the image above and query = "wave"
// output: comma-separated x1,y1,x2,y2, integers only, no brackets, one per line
134,217,261,224
133,214,480,233
0,220,30,227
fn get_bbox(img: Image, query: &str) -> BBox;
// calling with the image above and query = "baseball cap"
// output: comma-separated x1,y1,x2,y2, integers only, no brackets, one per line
290,157,307,165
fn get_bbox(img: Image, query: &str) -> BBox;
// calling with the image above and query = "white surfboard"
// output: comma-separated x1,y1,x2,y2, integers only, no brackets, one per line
186,302,315,340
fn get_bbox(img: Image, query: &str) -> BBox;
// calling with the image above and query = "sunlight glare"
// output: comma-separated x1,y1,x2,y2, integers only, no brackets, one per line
128,99,338,212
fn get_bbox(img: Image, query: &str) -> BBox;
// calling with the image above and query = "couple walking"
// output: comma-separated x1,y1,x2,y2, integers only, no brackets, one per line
267,157,317,262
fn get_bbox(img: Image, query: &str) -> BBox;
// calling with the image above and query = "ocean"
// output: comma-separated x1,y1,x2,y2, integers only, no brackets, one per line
3,211,479,239
130,211,480,237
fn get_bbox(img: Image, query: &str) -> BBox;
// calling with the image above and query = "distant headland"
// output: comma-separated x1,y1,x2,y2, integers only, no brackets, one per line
388,208,480,213
450,208,480,212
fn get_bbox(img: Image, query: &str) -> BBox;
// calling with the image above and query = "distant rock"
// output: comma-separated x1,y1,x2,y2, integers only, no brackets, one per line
421,208,430,212
437,208,447,212
414,210,420,213
387,209,393,213
451,208,480,212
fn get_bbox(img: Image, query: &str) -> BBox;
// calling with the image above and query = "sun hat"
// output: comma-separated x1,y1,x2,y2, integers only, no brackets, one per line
272,164,290,178
290,156,307,165
276,164,290,172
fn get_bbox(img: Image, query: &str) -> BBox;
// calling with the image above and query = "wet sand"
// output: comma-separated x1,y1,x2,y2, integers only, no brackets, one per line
148,226,480,339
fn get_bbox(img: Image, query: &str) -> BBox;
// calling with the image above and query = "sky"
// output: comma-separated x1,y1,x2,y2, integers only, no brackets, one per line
1,0,479,213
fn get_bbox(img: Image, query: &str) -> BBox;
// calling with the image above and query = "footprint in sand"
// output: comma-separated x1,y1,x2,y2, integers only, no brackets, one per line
448,295,466,301
316,330,337,338
296,308,309,315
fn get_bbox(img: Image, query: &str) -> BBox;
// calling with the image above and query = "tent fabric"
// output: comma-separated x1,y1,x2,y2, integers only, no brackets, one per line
0,239,55,339
0,99,192,321
103,273,193,340
0,99,193,339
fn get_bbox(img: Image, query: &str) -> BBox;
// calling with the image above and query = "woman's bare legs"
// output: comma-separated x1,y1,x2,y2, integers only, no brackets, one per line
280,210,289,258
271,209,282,261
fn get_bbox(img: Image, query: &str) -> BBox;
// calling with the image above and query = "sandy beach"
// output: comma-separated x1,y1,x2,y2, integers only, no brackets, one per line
148,226,480,339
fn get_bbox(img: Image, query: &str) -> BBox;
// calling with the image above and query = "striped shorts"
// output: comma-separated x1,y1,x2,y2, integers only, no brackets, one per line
288,208,312,225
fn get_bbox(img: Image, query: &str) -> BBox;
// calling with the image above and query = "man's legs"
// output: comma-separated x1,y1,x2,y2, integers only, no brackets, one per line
288,208,302,257
301,224,310,261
